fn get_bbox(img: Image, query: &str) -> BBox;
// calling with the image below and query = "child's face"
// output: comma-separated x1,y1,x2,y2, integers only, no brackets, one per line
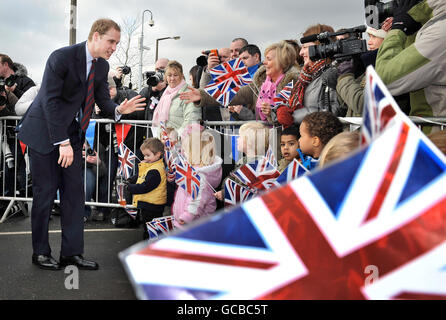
299,122,315,156
280,134,299,162
142,148,162,164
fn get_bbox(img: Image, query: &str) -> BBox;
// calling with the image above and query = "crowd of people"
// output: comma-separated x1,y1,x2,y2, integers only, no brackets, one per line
1,0,446,246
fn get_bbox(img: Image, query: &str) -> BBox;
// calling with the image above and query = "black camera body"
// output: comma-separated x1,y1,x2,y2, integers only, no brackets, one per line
86,147,95,156
365,0,394,27
0,76,16,106
120,66,131,75
196,49,220,68
309,37,368,62
145,70,165,86
301,25,368,62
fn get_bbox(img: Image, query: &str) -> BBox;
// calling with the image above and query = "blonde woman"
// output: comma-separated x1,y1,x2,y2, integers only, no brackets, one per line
180,41,300,123
153,60,201,136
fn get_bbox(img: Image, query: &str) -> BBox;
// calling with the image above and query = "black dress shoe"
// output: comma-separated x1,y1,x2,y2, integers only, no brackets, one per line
32,254,61,270
59,255,99,270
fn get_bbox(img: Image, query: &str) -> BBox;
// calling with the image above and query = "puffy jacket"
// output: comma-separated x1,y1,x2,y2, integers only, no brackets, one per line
291,66,343,124
376,0,446,133
172,156,222,227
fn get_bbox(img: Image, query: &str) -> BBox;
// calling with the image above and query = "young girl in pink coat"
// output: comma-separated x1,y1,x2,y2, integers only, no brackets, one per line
172,124,222,228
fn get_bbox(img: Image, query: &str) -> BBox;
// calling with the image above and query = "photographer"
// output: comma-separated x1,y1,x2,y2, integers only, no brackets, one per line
376,0,446,133
198,48,231,89
0,54,35,99
275,24,342,128
336,26,388,116
138,58,169,122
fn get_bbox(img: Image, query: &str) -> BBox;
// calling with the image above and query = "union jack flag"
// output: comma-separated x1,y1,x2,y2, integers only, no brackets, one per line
361,66,401,146
230,157,280,191
273,80,294,109
120,113,446,300
175,154,201,200
205,58,253,106
224,179,256,207
276,159,308,185
146,216,175,240
265,146,277,168
117,143,137,179
126,209,138,220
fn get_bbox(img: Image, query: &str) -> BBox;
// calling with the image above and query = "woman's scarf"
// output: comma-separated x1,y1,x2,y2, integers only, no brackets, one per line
288,59,327,111
256,73,285,120
152,79,186,125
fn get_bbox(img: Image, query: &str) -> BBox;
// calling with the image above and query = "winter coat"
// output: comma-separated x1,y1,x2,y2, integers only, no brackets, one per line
165,83,202,137
172,156,222,227
196,65,301,122
376,0,446,133
336,73,366,117
291,66,343,124
15,85,40,116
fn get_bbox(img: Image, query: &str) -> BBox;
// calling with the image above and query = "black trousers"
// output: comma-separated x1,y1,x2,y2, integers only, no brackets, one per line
29,145,85,256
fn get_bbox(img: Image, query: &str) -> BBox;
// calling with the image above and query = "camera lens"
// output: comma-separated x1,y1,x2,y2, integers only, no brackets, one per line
121,66,131,75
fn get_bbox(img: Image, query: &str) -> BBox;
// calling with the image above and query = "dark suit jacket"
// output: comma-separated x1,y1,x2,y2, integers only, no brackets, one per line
17,41,117,154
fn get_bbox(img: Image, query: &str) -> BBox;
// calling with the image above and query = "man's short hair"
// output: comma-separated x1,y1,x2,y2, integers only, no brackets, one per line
232,38,248,46
88,19,121,41
140,137,164,155
239,44,262,61
0,54,14,69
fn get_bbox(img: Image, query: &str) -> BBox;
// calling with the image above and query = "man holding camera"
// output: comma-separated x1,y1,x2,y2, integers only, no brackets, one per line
376,0,446,133
0,54,35,100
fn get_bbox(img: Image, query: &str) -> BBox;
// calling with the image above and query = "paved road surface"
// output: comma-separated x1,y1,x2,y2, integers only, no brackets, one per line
0,206,143,300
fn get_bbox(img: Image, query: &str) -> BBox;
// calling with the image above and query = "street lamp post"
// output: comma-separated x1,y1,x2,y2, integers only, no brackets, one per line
139,9,154,90
155,36,180,62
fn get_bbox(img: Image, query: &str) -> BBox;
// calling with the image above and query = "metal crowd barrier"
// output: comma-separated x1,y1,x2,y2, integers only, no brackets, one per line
1,116,445,223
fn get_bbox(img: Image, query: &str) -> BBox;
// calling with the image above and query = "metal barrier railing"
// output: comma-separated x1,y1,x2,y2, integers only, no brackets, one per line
1,116,445,223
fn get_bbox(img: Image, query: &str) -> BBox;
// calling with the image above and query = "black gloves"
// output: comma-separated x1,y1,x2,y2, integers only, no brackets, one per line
337,60,354,76
392,0,423,35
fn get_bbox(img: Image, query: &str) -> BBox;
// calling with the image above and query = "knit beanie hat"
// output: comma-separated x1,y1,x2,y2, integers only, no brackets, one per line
366,26,387,39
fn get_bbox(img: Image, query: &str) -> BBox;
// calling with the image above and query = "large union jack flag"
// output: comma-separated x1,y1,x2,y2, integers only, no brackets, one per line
361,66,401,146
120,70,446,300
224,179,256,207
231,157,280,191
120,116,446,300
117,143,137,179
276,159,308,185
273,80,294,109
205,58,252,106
175,154,201,200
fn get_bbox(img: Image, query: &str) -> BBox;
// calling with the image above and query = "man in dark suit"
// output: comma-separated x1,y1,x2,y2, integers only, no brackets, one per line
16,19,146,270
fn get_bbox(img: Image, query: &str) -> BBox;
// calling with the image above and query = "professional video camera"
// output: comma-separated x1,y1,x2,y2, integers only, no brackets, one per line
196,49,220,68
300,25,368,62
365,0,394,27
120,66,131,75
145,69,165,86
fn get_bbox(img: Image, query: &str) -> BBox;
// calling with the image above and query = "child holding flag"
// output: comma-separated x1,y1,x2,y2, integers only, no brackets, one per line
125,138,167,239
172,124,222,227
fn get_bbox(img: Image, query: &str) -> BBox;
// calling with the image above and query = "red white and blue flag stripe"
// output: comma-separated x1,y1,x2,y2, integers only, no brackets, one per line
175,154,201,200
120,70,446,300
224,179,256,206
265,145,277,168
361,66,401,146
117,143,137,179
205,58,252,106
146,216,175,240
120,116,446,300
231,157,280,191
273,80,294,109
276,159,308,185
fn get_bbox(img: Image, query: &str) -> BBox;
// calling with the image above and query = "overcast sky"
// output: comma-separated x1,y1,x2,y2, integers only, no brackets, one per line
1,0,366,89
